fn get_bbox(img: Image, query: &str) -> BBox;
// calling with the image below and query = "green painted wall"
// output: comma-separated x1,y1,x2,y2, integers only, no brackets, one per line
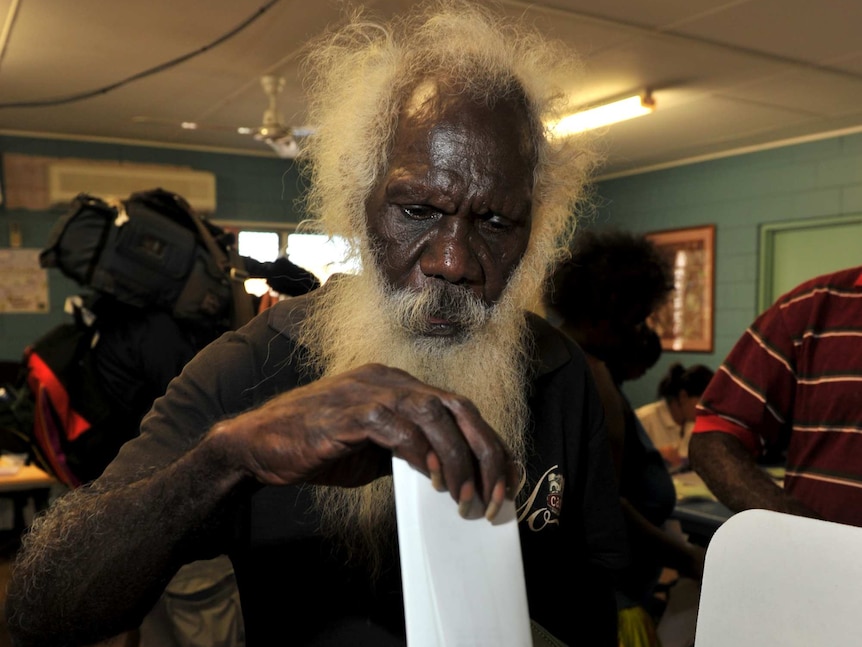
0,135,305,361
595,132,862,408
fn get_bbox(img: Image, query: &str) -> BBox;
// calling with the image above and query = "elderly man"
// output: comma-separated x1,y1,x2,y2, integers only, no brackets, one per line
6,3,627,646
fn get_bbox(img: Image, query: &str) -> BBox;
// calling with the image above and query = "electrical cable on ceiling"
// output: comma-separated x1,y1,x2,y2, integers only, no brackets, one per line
0,0,283,109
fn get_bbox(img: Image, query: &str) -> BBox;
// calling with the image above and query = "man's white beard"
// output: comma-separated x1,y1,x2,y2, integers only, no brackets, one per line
297,262,536,573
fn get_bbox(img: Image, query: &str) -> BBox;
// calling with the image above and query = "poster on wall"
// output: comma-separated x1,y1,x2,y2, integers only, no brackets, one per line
645,225,715,353
0,248,49,313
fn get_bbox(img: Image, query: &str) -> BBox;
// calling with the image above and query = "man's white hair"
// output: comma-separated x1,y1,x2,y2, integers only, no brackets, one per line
300,0,597,298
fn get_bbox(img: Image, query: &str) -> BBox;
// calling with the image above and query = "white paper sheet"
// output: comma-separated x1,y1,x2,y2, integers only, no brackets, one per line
393,457,531,647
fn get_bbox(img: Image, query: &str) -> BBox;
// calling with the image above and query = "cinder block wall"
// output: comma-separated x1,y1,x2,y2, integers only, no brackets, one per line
596,133,862,407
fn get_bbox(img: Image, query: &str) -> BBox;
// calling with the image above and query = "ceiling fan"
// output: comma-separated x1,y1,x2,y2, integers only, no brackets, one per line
132,74,314,158
237,74,314,158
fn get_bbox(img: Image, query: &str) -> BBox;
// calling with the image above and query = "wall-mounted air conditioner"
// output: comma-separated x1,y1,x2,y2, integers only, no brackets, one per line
46,162,217,213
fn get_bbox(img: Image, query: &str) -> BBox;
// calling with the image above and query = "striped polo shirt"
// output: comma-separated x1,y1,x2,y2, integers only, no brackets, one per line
693,265,862,526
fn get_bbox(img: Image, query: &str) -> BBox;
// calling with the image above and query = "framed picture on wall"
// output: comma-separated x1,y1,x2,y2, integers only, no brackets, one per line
645,224,715,353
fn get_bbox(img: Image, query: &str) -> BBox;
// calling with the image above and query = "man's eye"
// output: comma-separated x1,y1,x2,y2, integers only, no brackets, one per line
401,206,435,219
482,212,511,230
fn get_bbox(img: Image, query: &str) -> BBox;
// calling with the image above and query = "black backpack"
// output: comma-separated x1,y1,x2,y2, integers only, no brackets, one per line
40,188,254,329
18,188,257,486
12,293,224,487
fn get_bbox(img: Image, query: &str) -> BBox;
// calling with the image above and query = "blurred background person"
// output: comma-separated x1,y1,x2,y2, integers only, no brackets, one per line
243,254,321,313
636,364,714,473
547,228,705,647
243,255,320,297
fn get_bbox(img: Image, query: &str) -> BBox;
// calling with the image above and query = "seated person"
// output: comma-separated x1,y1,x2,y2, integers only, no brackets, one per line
636,363,714,472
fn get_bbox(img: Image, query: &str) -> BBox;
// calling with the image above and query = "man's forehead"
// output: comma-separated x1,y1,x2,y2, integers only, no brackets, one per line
395,79,534,156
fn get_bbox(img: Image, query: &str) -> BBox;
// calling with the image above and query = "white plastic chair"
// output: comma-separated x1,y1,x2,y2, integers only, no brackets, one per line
694,508,862,646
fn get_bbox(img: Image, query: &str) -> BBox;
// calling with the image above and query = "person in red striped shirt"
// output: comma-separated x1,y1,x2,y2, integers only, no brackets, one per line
689,264,862,527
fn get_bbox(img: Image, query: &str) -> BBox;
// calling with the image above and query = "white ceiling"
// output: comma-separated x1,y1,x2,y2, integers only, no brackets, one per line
3,0,862,179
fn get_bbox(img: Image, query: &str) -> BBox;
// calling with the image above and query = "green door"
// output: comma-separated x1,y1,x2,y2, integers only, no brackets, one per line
759,216,862,312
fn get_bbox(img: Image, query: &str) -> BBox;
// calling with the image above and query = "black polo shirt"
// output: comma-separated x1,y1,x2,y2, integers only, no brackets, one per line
103,290,628,646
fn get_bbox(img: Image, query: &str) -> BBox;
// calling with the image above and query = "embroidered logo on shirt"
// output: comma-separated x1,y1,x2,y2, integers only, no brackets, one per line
546,473,563,515
516,465,564,531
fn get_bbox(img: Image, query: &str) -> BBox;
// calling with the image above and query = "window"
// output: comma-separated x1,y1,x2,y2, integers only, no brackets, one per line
285,232,361,283
237,231,280,262
213,220,361,296
236,231,281,296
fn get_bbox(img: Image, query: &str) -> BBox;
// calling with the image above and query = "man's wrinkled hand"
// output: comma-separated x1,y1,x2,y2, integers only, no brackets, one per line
209,363,518,519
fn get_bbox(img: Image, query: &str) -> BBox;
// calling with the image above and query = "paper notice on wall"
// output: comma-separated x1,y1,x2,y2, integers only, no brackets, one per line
0,248,49,313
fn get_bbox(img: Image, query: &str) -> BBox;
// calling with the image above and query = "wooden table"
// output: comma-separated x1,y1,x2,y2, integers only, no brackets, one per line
0,463,58,492
671,471,734,545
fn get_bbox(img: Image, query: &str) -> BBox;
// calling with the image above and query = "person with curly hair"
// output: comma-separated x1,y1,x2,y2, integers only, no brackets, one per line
548,228,705,647
5,3,628,646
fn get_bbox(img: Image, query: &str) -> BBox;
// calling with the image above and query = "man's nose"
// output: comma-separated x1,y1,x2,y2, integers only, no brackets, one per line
419,218,482,285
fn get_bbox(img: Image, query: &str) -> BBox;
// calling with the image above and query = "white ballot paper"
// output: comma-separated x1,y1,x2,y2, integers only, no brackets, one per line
393,456,532,647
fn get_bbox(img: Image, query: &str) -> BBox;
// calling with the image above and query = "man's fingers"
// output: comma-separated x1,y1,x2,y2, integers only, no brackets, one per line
355,396,482,505
367,368,516,517
358,402,432,474
442,396,518,506
426,451,446,492
360,384,492,512
273,364,516,520
387,393,477,506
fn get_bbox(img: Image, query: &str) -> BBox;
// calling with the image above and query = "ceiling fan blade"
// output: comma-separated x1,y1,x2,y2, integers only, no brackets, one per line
265,137,300,159
131,74,314,159
253,124,293,141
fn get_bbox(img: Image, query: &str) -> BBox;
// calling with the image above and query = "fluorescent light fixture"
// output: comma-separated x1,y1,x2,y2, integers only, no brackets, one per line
548,92,655,137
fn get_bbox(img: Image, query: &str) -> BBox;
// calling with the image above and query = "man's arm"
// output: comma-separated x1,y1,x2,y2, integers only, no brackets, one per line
6,363,518,646
689,432,819,518
6,437,246,646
